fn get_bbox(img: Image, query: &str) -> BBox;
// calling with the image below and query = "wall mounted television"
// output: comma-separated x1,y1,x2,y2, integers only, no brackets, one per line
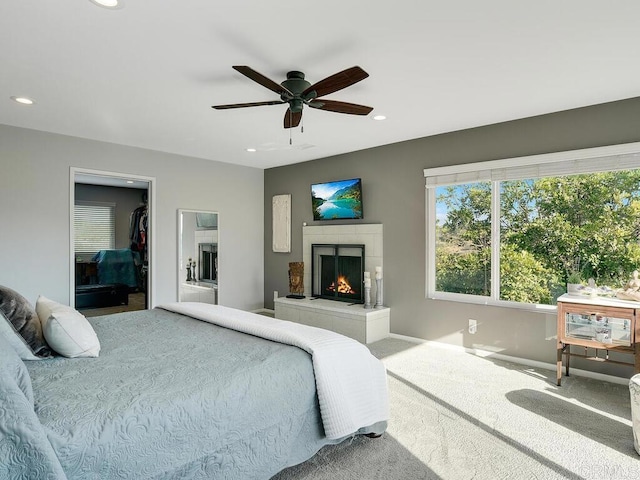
311,178,363,221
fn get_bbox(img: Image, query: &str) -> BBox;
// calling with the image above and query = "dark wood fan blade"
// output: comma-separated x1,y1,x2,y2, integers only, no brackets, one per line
212,100,285,110
308,99,373,115
233,66,293,97
302,66,369,99
284,108,302,128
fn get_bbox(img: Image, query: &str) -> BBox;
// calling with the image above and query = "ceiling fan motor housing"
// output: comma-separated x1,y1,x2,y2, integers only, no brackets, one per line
280,71,314,111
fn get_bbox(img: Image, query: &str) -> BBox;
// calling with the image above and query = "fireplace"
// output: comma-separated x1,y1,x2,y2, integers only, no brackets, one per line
311,244,364,303
199,243,218,284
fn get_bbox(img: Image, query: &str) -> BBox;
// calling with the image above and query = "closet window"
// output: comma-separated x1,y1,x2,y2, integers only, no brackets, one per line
74,201,115,254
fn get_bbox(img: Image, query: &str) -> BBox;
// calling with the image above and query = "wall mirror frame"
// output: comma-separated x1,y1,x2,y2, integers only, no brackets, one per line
177,209,219,305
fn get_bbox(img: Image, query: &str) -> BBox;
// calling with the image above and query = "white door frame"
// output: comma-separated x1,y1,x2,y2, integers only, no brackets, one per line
69,167,156,308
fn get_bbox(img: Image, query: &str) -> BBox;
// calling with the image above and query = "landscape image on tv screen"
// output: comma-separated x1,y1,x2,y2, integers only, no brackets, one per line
311,178,363,220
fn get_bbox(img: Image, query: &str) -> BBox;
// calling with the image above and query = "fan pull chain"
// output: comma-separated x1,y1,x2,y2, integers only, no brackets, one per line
289,109,293,145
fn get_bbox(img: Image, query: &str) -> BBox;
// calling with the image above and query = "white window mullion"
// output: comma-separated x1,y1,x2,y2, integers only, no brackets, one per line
426,185,436,298
491,181,501,301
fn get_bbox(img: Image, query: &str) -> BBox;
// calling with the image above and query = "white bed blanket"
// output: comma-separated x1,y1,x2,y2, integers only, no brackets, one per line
158,302,389,439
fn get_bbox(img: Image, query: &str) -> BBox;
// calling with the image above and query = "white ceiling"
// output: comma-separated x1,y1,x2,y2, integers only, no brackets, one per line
2,1,640,170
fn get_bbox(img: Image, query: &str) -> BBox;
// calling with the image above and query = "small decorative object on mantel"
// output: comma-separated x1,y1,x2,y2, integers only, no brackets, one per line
363,272,372,309
374,266,384,308
186,257,193,282
287,262,305,299
617,270,640,302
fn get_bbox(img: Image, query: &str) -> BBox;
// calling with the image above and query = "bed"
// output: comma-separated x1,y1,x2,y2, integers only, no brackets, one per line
0,287,388,480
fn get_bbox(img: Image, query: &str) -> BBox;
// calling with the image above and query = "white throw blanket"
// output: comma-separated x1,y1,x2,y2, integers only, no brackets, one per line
158,302,389,439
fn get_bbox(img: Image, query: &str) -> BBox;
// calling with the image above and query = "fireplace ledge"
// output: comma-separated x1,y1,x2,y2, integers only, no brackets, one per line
274,297,389,344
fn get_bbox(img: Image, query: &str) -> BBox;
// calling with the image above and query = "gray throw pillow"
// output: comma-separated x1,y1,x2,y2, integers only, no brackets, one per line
0,285,51,358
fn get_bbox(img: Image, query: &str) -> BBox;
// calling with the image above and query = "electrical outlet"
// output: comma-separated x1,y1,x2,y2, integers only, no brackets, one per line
273,291,278,301
468,319,477,334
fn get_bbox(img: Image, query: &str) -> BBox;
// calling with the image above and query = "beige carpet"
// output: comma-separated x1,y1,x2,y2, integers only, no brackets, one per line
273,337,637,480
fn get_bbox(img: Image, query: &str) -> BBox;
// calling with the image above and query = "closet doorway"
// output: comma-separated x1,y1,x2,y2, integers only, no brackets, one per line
69,168,155,316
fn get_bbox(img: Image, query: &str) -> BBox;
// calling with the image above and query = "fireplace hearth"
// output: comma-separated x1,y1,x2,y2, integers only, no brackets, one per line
311,244,364,303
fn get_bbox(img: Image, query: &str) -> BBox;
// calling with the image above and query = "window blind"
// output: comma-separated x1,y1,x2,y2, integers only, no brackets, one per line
424,146,640,187
74,202,115,254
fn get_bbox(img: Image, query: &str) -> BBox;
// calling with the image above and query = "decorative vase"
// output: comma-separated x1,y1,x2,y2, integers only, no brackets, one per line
566,283,581,295
364,284,372,309
375,278,383,308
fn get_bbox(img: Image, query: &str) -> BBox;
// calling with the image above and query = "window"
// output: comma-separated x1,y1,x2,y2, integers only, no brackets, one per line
74,202,115,254
426,143,640,308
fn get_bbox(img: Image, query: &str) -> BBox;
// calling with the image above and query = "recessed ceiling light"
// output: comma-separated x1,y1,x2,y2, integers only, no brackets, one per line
246,148,257,152
10,96,35,105
373,114,386,121
89,0,123,9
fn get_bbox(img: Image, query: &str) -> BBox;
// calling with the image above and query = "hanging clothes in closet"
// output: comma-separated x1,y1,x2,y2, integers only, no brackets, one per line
129,203,148,261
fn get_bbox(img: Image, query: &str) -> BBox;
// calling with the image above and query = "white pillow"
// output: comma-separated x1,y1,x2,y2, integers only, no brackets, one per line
35,296,100,358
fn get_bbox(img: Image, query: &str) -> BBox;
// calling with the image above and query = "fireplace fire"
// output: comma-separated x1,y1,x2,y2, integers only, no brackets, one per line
328,275,356,294
311,244,364,303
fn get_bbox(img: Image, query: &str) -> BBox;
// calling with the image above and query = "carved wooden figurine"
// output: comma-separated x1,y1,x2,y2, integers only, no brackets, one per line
288,262,305,296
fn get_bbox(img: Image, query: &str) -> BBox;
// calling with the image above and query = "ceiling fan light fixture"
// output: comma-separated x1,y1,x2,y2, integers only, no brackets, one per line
11,96,35,105
89,0,124,9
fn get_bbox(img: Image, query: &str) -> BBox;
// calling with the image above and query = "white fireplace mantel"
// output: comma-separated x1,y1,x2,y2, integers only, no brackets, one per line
302,224,383,299
274,224,388,344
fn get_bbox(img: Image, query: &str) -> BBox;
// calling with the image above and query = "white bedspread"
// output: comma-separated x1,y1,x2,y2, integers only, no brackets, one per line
158,302,389,439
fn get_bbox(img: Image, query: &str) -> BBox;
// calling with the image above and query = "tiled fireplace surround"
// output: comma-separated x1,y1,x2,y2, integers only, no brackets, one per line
302,224,383,299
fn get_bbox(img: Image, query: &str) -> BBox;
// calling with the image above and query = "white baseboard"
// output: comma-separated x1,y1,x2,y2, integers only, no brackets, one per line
389,333,630,386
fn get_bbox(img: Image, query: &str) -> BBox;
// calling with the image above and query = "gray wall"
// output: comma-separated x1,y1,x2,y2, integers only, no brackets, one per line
264,97,640,379
0,124,264,311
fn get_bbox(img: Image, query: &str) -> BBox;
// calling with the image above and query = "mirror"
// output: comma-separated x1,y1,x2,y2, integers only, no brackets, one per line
178,209,219,305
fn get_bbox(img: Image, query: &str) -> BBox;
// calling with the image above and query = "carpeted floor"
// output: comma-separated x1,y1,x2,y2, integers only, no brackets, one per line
273,337,637,480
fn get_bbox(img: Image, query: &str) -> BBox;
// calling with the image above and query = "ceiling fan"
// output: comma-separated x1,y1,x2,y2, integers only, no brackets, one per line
212,66,373,129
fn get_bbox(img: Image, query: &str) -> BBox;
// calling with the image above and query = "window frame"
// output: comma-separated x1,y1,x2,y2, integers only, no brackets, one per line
425,142,640,313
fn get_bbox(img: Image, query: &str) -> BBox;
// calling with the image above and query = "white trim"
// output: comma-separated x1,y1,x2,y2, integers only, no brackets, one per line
490,180,500,301
423,141,640,178
425,186,436,299
177,209,220,304
69,167,156,308
427,291,556,314
389,334,630,386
